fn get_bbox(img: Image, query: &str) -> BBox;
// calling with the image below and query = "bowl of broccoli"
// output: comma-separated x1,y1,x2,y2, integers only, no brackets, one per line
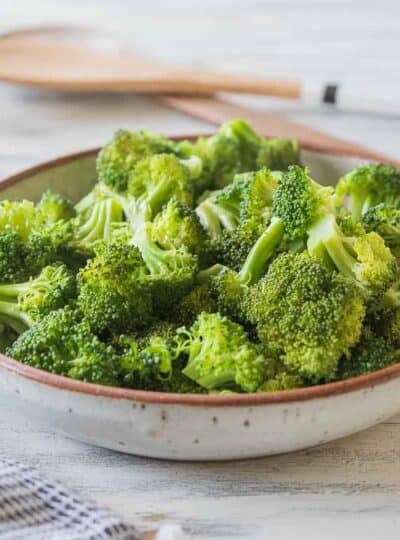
1,120,400,460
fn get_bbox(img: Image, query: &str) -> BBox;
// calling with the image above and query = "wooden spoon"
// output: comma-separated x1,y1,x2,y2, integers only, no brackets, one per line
0,26,300,97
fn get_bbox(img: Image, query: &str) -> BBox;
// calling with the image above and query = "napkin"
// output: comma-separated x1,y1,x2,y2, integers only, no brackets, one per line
0,458,181,540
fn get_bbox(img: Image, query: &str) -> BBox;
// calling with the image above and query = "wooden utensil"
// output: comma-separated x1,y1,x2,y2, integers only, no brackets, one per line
0,27,299,97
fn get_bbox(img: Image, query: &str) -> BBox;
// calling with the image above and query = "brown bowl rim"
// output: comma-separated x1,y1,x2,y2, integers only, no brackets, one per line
1,136,399,407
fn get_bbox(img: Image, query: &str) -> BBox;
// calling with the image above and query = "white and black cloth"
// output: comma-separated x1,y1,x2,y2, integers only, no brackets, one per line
0,458,139,540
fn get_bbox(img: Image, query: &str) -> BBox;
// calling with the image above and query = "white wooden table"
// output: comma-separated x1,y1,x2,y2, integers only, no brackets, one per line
1,2,400,539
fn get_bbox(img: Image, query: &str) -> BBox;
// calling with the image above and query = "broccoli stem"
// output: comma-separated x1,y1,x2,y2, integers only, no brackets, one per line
196,200,238,239
238,217,284,284
0,300,32,332
308,215,357,279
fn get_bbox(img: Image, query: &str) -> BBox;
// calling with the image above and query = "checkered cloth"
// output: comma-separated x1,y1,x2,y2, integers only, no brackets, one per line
0,459,182,540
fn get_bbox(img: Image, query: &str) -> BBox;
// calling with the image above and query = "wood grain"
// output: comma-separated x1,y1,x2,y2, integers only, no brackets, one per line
0,36,301,98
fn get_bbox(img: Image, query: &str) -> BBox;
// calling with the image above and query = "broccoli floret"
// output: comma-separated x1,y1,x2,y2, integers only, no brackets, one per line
197,169,280,269
96,129,178,192
307,213,396,299
244,252,366,381
180,312,266,392
171,284,218,326
336,164,400,222
7,307,122,385
258,373,304,392
152,198,207,254
77,239,153,334
180,120,300,190
0,199,36,240
133,222,198,312
362,203,400,252
257,138,301,172
0,231,31,283
337,326,400,379
273,166,334,240
36,190,75,223
0,263,76,334
115,323,203,393
126,154,200,230
195,190,240,240
72,184,125,251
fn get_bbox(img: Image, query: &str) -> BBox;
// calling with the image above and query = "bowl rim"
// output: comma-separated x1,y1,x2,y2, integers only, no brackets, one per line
1,137,400,407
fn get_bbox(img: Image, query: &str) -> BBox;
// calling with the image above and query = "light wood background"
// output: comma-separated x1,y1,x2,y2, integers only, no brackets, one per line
1,2,400,539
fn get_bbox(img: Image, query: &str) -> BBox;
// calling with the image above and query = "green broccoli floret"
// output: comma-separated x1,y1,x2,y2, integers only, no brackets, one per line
126,153,201,229
337,325,400,379
0,263,76,334
307,213,396,299
72,183,125,251
171,284,218,326
244,252,366,381
180,120,301,190
0,199,36,240
0,231,32,283
152,198,207,254
7,307,122,385
257,138,301,172
96,129,178,192
362,203,400,253
77,239,153,334
258,373,304,392
273,166,334,240
180,312,266,392
133,222,198,313
197,169,280,269
36,190,75,223
336,164,400,222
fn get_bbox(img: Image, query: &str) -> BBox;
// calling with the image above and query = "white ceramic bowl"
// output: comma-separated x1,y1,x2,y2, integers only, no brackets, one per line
1,139,400,461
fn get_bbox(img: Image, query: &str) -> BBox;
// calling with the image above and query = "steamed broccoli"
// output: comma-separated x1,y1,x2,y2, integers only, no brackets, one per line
0,263,76,334
336,164,400,222
181,312,266,392
180,120,301,190
338,325,400,380
362,203,400,256
3,121,399,394
77,238,153,334
152,198,207,254
133,222,198,312
96,129,178,192
244,252,366,380
307,214,396,299
7,306,122,385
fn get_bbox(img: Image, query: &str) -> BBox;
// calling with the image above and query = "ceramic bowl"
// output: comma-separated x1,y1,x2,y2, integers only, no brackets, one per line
1,140,400,461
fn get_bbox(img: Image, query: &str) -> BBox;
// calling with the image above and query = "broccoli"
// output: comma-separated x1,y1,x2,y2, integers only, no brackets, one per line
337,325,400,380
96,129,178,192
180,120,301,190
171,284,218,326
181,312,266,392
196,169,280,269
151,198,207,254
7,306,122,385
125,153,201,229
36,190,75,223
244,252,366,381
336,164,400,222
77,238,153,334
307,213,396,299
0,263,76,334
72,183,125,251
133,222,198,312
362,203,400,252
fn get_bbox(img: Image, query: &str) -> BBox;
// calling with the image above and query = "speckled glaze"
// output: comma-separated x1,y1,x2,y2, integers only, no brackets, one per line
1,141,400,460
